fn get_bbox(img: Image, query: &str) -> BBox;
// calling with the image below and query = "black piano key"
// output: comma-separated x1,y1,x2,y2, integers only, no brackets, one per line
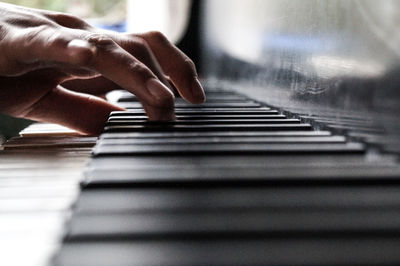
117,95,249,102
117,89,237,95
105,119,301,126
74,185,400,214
300,116,378,128
100,131,333,139
66,208,400,240
122,107,272,111
110,108,277,116
55,238,400,266
119,98,253,103
88,154,397,169
189,97,251,102
108,114,287,121
103,123,313,133
119,102,262,109
75,185,400,215
82,163,400,189
85,164,398,186
86,154,398,179
93,142,364,156
298,113,373,122
325,124,385,134
84,166,399,187
97,136,346,145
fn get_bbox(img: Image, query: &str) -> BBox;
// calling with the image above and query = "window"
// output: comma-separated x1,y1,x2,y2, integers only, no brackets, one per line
3,0,191,42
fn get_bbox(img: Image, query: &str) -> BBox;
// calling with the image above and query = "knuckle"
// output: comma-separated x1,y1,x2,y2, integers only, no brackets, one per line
181,58,197,76
183,59,196,71
44,30,66,48
84,33,116,48
128,61,152,77
147,31,169,44
132,39,151,55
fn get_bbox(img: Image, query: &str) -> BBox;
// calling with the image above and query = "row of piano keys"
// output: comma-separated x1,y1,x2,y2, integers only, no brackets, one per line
0,124,96,266
2,87,400,265
56,88,400,265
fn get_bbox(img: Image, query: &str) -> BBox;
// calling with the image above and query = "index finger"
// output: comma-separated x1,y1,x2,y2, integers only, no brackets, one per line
138,31,206,104
84,33,176,121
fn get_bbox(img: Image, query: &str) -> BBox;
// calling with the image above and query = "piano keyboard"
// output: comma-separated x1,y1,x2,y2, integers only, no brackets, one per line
0,125,96,266
52,87,400,266
2,87,400,265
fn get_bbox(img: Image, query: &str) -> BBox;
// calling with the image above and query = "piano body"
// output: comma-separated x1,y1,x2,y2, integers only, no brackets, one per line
1,0,400,265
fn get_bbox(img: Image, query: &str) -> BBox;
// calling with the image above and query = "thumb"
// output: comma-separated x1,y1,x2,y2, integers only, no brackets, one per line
24,86,124,135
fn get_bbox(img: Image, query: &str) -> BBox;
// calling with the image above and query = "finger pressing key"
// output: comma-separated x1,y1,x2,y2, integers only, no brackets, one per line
138,31,206,104
84,33,176,120
14,27,176,120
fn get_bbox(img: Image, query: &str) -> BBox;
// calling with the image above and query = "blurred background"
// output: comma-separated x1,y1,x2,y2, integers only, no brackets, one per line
1,0,125,20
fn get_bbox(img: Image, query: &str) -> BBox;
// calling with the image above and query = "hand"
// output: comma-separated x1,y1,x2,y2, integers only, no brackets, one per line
0,2,205,135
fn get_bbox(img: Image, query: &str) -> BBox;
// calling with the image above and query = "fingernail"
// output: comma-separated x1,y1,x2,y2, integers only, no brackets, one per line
146,78,175,104
192,78,206,103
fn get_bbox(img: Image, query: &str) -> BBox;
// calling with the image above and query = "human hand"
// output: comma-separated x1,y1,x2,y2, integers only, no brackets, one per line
0,2,205,135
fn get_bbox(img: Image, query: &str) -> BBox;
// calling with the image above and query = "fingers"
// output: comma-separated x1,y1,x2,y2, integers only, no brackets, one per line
10,23,198,121
114,36,172,91
63,35,181,97
24,86,124,135
62,77,175,122
60,34,176,94
61,76,122,96
0,68,70,116
0,68,123,135
1,6,204,129
14,27,175,120
138,31,206,104
82,33,175,120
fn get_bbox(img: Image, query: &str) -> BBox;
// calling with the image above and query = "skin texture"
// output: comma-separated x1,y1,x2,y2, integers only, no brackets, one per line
0,2,205,135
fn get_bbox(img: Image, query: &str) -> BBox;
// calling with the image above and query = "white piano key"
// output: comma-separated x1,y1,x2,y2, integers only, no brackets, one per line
0,196,78,212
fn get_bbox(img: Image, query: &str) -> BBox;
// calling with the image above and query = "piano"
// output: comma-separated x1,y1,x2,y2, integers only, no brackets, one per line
1,0,400,265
